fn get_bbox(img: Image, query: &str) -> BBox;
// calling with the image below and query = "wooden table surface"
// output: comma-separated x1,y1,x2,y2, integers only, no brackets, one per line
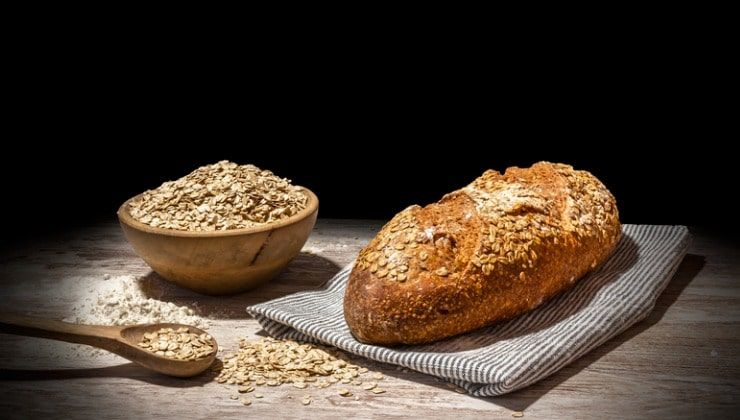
0,220,737,419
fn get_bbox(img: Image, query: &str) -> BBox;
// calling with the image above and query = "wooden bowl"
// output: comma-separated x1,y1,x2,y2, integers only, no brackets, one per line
117,189,318,295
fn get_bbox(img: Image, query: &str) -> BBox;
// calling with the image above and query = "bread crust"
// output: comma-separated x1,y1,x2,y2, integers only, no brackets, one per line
343,162,621,345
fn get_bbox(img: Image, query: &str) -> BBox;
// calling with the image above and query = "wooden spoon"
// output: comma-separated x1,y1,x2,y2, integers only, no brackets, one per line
0,312,217,377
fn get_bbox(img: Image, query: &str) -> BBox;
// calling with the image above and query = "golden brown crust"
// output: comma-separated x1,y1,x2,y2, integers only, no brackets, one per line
343,162,621,345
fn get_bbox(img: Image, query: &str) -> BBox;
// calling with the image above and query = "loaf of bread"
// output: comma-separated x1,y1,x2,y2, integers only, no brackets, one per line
344,162,621,345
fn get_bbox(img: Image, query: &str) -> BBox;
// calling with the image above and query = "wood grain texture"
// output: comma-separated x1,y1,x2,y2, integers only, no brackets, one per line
0,221,737,419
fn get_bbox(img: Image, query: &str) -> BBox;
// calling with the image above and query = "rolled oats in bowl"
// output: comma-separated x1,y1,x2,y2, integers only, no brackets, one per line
119,160,318,294
129,161,308,231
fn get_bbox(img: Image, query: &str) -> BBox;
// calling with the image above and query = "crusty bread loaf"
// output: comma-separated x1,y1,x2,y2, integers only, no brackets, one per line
344,162,621,345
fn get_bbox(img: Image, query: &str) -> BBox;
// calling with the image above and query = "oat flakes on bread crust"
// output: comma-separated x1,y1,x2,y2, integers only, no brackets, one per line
343,162,621,345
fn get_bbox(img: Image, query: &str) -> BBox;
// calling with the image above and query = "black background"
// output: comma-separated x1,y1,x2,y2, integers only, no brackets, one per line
3,130,731,241
3,37,734,241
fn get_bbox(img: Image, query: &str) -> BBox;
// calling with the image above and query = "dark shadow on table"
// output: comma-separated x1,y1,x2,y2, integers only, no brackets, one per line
0,358,223,388
472,253,705,412
137,252,342,319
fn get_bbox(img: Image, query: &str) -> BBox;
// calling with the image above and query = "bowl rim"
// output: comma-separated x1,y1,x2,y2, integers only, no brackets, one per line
117,187,318,238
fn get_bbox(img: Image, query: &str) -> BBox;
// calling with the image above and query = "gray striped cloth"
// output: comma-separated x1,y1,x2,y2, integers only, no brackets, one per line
246,225,690,396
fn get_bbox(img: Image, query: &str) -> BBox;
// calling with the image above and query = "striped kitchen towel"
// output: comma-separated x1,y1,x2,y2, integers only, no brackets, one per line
246,225,691,396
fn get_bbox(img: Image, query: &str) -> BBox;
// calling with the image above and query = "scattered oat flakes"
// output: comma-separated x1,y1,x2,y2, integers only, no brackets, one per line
512,412,524,418
301,395,312,405
240,397,252,406
214,338,393,405
445,382,467,393
371,388,386,394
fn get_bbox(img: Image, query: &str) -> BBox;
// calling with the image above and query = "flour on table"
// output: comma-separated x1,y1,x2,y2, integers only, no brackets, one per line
62,274,210,359
302,245,325,254
65,275,209,329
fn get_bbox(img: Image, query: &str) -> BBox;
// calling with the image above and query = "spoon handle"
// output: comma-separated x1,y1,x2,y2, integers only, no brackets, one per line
0,312,122,348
